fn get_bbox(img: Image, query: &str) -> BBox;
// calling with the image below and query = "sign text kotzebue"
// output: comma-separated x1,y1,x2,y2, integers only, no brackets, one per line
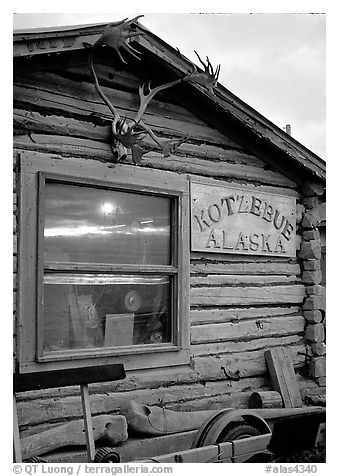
190,182,296,257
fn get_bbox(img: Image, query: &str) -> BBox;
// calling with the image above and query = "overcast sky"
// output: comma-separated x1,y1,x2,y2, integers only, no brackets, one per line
13,12,326,159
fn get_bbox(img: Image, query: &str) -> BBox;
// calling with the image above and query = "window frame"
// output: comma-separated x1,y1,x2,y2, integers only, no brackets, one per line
17,151,190,373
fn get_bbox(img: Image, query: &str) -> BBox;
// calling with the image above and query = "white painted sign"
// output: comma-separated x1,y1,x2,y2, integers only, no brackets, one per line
190,181,296,257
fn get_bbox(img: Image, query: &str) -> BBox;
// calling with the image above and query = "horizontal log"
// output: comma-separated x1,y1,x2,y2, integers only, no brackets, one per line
22,375,317,437
141,153,295,187
190,261,301,276
190,285,306,306
248,391,283,409
14,70,210,127
14,109,268,174
190,275,300,287
190,306,300,325
62,64,146,93
191,252,300,262
14,81,235,145
191,344,306,380
13,107,269,172
191,334,302,356
13,132,293,187
17,376,267,428
166,391,257,413
191,315,305,344
13,107,261,166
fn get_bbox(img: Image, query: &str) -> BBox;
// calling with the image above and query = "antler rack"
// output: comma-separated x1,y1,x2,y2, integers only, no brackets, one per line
85,16,221,163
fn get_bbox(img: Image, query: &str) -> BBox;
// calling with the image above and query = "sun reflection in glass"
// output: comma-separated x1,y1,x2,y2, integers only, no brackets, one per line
101,202,115,215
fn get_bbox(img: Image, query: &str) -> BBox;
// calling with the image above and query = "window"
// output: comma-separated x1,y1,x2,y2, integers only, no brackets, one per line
17,152,190,372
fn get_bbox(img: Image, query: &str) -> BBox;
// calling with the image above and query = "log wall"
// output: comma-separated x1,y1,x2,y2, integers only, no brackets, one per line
13,57,317,437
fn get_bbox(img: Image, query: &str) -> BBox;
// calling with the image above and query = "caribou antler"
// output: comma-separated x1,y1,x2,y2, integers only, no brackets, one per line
85,17,227,163
135,79,182,124
183,51,220,94
93,15,145,64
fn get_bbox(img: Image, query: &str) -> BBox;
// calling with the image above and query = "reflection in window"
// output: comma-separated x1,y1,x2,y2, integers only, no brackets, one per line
43,275,171,352
41,180,176,356
44,183,171,265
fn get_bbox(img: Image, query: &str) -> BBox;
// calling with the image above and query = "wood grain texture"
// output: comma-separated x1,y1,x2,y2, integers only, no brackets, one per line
13,81,234,145
190,315,305,344
191,335,303,356
190,306,300,325
21,414,128,459
190,260,301,276
190,285,305,306
14,135,296,189
190,275,300,287
17,377,267,428
265,347,303,408
248,391,283,409
17,371,318,433
191,344,306,381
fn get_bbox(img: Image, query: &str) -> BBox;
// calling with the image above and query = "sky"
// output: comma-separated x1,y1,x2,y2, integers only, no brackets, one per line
12,11,326,159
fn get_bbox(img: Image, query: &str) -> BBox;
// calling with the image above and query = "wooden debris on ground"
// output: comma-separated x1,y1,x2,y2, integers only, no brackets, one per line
249,390,283,409
264,347,303,408
118,400,221,435
21,414,128,460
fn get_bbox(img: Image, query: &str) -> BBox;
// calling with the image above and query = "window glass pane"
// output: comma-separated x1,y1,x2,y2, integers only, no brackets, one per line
44,182,172,265
43,275,171,353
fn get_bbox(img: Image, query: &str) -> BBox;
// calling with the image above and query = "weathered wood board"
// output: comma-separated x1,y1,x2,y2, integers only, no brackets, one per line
21,415,128,459
191,180,296,256
265,347,303,408
190,284,305,306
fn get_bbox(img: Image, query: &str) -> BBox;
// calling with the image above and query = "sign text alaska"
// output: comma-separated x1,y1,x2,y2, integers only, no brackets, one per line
190,181,296,257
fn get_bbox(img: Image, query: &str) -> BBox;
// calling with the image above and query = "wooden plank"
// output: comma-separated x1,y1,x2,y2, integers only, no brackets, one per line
19,149,188,192
232,433,272,459
191,335,302,357
190,306,300,325
191,315,305,344
190,274,300,287
140,445,221,463
80,384,95,462
190,285,305,306
13,394,22,463
43,431,198,463
265,347,303,408
14,364,126,392
190,260,301,276
188,176,299,199
142,152,295,187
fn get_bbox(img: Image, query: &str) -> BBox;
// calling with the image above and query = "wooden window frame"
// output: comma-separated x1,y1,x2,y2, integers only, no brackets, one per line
17,151,190,373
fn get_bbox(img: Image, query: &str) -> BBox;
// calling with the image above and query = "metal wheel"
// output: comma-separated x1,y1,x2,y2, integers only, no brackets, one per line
218,422,261,442
192,409,271,448
94,447,120,463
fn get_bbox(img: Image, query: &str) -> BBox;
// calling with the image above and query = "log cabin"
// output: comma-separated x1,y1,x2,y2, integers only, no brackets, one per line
13,18,326,461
